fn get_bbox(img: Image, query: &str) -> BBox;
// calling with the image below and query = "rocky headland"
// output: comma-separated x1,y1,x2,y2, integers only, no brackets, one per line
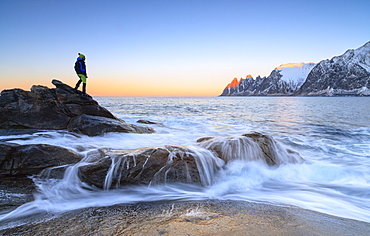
0,79,154,136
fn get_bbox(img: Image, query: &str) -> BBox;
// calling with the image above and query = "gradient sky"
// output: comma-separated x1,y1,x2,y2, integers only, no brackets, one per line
1,0,370,96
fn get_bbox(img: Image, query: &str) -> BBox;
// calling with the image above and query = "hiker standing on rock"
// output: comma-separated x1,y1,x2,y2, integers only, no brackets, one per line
74,53,88,94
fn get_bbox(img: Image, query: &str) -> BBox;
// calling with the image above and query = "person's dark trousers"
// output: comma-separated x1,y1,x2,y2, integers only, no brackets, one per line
75,79,82,89
82,83,86,94
75,79,86,94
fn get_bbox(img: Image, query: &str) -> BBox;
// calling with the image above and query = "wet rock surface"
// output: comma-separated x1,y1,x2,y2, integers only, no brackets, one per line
0,176,35,213
0,142,82,176
137,119,159,125
79,145,217,189
68,114,154,136
2,200,370,236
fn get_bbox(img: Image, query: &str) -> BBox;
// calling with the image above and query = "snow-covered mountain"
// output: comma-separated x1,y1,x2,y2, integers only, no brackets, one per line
298,41,370,96
220,41,370,96
220,63,316,96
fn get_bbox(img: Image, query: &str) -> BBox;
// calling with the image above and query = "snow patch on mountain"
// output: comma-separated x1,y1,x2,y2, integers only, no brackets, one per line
277,63,316,90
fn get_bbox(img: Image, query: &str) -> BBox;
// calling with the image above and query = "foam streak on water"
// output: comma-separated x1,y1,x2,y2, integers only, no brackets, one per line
1,97,369,225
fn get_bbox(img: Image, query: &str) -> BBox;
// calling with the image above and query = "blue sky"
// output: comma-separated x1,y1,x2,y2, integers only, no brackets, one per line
1,0,369,96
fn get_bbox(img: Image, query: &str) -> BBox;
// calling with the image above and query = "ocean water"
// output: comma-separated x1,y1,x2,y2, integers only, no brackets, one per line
1,96,370,225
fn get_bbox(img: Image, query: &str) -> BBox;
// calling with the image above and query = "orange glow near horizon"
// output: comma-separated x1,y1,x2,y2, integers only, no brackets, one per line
87,80,223,97
0,79,222,97
89,88,219,97
275,62,315,70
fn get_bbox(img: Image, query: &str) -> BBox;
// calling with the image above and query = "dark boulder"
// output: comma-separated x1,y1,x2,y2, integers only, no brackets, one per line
0,142,18,165
68,114,154,136
79,145,222,189
51,80,116,119
137,119,165,127
0,142,82,176
0,87,70,129
0,80,155,135
137,119,158,125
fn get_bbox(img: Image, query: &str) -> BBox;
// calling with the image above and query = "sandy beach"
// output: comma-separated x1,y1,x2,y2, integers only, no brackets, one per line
1,200,370,236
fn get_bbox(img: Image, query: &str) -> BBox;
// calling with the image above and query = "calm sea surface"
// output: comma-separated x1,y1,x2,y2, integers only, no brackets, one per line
1,96,370,225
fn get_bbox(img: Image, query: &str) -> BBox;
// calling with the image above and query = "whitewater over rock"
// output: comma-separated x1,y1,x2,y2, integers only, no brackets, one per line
197,132,304,165
78,145,224,188
220,41,370,96
68,133,303,189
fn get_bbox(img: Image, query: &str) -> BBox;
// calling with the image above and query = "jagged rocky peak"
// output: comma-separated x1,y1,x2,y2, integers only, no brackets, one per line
220,62,315,96
226,75,253,89
221,74,254,96
226,77,240,89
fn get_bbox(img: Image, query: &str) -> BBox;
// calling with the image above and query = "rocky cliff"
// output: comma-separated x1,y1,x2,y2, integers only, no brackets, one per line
220,41,370,96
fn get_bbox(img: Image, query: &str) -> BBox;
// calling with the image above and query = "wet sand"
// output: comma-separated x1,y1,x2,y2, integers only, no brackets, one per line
1,200,370,236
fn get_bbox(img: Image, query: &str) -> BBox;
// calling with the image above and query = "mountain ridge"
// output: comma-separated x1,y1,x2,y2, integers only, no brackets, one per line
220,41,370,96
